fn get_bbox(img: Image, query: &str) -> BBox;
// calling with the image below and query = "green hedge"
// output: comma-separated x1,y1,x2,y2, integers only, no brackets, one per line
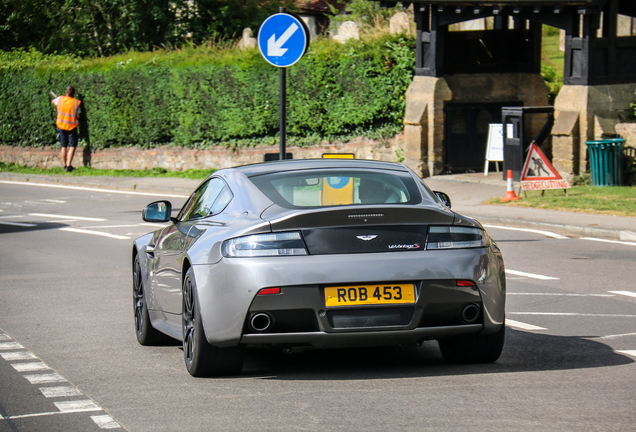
0,35,415,149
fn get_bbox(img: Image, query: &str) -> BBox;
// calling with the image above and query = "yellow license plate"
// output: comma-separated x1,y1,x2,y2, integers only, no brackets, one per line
325,284,415,307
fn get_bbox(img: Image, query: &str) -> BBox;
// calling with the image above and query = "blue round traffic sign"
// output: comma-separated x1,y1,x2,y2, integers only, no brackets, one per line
258,13,309,68
326,177,351,189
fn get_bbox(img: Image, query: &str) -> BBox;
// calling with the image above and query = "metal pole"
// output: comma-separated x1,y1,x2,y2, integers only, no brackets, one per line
279,6,286,161
280,67,286,160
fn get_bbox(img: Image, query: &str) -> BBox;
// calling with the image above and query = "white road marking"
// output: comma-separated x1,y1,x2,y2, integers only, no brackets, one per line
42,199,66,203
84,224,144,229
55,400,101,413
1,351,37,361
617,350,636,358
59,227,130,240
0,341,25,350
508,293,614,297
23,373,66,384
506,319,547,331
510,312,636,318
581,237,636,247
0,330,119,426
2,411,68,420
5,407,102,420
0,215,24,219
0,220,36,227
40,386,83,398
29,212,105,221
592,332,636,340
11,361,50,372
506,269,559,280
609,291,636,299
91,414,122,429
0,180,188,198
483,224,569,239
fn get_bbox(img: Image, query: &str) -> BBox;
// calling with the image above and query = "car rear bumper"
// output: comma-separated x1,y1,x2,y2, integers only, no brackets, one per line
240,324,483,348
192,246,505,347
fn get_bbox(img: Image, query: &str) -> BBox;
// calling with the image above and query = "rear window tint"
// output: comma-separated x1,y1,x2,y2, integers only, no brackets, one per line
249,169,421,208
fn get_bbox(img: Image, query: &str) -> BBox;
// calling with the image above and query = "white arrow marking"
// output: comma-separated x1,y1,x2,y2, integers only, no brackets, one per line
267,23,299,57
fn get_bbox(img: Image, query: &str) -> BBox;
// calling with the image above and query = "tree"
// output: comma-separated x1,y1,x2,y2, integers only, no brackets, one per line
180,0,297,43
0,0,298,57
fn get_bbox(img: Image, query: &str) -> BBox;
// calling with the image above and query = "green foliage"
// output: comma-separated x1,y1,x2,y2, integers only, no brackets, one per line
0,0,298,58
1,0,177,57
541,64,562,105
0,34,415,149
186,0,297,43
571,173,592,186
0,48,80,71
334,0,403,27
544,25,561,37
541,25,564,105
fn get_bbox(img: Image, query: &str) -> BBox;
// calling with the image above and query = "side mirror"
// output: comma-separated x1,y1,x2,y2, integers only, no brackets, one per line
142,201,173,223
433,191,451,209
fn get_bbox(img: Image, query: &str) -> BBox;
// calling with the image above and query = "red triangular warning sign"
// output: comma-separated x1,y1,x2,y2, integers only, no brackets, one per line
521,143,570,190
522,143,561,180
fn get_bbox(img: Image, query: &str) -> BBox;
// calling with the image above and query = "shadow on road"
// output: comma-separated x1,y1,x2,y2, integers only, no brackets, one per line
238,329,633,380
0,222,67,235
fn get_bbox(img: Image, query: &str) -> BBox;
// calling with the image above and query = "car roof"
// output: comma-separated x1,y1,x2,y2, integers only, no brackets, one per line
229,159,410,177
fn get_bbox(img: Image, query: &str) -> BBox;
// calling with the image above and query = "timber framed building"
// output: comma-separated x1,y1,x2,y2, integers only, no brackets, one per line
375,0,636,178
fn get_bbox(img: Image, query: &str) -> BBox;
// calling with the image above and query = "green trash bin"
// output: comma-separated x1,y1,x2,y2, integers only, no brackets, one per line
585,139,625,186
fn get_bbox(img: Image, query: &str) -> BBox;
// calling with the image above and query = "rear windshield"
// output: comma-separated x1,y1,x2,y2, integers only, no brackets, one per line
249,169,422,208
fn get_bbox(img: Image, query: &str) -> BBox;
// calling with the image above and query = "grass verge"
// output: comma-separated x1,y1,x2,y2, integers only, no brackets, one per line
0,162,214,180
486,186,636,217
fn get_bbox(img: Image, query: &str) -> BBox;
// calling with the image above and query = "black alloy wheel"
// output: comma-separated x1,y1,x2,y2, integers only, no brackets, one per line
133,254,170,345
182,268,245,377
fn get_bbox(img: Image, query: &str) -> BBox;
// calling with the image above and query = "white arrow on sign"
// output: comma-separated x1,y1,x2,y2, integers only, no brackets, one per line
267,23,299,57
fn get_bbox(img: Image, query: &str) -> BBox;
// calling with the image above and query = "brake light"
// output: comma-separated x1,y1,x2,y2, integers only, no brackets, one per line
426,226,488,250
456,280,476,287
222,231,308,257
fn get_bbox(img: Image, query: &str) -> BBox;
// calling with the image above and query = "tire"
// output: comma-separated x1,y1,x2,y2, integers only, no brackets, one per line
182,268,245,377
438,323,505,364
133,254,171,346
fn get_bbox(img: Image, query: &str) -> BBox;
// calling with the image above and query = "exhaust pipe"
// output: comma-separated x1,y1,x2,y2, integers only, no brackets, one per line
250,313,272,332
461,304,480,324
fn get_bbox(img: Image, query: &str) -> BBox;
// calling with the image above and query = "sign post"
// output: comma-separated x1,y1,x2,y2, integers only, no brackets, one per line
258,8,309,160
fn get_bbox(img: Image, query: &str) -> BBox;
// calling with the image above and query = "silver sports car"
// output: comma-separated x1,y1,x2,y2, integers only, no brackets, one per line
133,159,506,376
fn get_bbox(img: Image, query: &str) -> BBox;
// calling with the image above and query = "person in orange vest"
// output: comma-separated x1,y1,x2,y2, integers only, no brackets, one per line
51,86,82,172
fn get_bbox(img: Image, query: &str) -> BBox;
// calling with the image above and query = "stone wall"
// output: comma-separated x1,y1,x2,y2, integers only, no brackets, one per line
0,135,405,171
616,123,636,148
552,83,636,177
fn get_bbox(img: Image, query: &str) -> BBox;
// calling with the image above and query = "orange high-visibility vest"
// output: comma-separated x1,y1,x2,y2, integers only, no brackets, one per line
55,96,81,131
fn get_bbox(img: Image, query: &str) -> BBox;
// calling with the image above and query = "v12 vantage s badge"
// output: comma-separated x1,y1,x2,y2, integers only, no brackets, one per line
388,243,421,250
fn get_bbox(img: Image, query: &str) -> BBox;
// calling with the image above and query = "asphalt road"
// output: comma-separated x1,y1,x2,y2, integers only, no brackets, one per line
0,180,635,431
